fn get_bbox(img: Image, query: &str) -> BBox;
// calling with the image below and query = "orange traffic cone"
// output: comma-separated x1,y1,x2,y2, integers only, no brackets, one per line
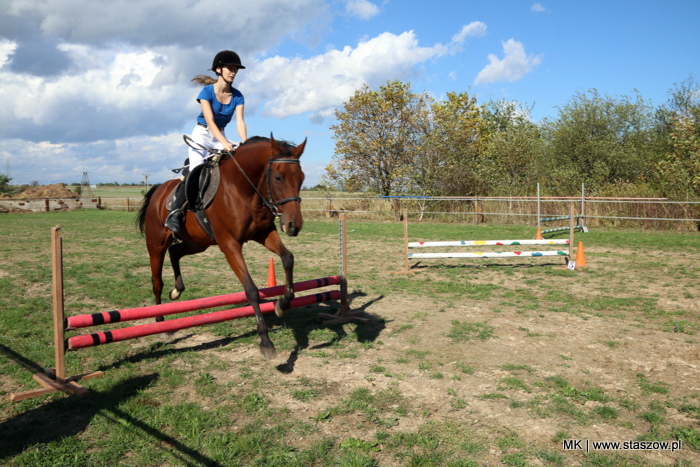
535,227,543,240
266,258,277,287
575,242,586,269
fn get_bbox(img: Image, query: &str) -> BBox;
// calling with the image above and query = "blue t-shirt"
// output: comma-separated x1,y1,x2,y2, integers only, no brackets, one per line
196,84,244,130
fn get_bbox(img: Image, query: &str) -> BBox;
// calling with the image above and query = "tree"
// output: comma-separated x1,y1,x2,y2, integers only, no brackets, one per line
481,99,543,196
414,91,487,196
541,89,656,195
0,173,11,194
325,81,430,195
653,76,700,198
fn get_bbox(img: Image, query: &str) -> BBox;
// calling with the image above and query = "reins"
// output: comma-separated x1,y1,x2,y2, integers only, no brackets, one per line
182,135,301,218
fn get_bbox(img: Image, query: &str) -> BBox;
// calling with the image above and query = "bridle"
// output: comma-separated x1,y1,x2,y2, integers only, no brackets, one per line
183,135,301,218
232,154,301,218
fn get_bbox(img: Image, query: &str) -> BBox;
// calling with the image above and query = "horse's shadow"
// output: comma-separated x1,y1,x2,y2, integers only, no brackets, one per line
275,291,387,373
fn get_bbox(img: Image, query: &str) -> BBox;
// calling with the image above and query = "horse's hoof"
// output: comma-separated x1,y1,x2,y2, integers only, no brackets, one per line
274,300,288,318
169,288,181,300
259,344,277,360
155,316,164,322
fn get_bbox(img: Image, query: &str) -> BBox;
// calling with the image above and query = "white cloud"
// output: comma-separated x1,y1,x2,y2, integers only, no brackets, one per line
474,39,542,84
246,29,456,119
3,0,327,53
345,0,379,20
451,21,488,44
531,3,545,12
449,21,487,54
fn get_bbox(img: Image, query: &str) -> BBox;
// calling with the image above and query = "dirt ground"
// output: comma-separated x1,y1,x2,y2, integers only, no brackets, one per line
145,237,700,466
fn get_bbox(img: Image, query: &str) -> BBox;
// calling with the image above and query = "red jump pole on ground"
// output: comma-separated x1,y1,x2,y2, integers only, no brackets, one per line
66,276,342,329
67,290,340,350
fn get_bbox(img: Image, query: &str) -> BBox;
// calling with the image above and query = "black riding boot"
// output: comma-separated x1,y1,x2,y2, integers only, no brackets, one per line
164,182,187,233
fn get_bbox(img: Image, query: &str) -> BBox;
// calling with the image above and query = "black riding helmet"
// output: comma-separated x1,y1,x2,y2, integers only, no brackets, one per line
211,50,245,72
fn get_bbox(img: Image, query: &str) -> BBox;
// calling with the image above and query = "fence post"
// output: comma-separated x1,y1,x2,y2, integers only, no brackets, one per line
393,198,402,221
475,198,484,225
325,195,332,218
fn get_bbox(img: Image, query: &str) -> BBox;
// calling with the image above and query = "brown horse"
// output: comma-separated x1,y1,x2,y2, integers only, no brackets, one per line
136,135,306,359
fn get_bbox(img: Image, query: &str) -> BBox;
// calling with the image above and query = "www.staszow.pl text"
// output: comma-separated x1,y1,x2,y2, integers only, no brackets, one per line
563,439,683,453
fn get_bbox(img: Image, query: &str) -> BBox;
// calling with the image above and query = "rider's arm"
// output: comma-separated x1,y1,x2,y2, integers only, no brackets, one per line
200,100,234,152
235,104,247,143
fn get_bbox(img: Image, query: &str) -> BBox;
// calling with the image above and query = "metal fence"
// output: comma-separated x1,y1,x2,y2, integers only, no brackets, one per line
3,194,699,231
300,194,700,231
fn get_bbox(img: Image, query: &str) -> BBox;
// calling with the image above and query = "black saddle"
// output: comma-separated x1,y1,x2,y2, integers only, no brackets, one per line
168,157,223,240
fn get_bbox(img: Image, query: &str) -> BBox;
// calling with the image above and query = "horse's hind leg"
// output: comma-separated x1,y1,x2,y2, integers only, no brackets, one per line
258,230,295,318
145,230,173,322
168,241,209,300
148,241,169,306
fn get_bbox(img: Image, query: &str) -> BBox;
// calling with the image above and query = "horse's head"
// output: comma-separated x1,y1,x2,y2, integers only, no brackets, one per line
268,136,306,237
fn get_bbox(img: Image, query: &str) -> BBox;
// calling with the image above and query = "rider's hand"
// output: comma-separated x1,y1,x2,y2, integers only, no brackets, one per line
222,142,235,153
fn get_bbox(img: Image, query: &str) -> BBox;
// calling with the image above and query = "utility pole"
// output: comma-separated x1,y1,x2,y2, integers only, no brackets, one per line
5,159,9,179
142,173,150,191
81,172,94,196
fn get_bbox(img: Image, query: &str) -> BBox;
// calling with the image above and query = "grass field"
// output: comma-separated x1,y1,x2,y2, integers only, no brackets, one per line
1,209,699,466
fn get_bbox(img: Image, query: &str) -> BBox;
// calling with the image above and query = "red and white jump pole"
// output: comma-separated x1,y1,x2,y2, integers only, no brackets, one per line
67,290,340,350
66,276,342,329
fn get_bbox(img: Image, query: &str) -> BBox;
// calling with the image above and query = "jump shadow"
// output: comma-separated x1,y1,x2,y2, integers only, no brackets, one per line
95,334,243,372
0,343,45,375
1,370,225,466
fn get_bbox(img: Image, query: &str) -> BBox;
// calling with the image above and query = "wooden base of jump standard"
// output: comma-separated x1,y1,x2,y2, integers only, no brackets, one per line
10,369,104,402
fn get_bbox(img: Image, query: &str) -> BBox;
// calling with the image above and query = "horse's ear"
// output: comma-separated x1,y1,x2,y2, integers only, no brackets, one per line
293,138,307,159
270,132,281,157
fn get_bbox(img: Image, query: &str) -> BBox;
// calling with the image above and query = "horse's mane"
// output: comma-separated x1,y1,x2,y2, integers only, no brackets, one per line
241,136,297,151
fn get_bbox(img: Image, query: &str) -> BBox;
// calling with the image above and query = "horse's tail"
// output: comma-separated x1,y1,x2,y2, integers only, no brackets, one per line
136,184,162,235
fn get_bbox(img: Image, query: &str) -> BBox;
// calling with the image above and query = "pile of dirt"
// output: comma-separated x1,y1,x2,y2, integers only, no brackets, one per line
9,183,80,199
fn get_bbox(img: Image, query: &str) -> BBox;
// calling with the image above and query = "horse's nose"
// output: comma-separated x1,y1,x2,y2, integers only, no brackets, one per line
287,222,298,237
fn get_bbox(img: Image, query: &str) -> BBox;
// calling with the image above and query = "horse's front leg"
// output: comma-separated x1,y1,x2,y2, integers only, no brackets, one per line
260,230,294,318
219,239,276,359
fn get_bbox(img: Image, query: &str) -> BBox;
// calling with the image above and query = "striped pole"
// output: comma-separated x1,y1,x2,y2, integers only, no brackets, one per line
66,276,342,329
541,226,584,235
67,290,340,350
540,215,585,223
408,239,569,248
408,251,568,259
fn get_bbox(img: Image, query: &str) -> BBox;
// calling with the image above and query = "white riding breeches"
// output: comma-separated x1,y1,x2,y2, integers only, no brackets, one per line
187,124,230,169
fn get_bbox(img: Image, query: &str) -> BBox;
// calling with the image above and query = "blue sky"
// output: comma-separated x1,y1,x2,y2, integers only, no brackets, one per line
1,0,698,187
